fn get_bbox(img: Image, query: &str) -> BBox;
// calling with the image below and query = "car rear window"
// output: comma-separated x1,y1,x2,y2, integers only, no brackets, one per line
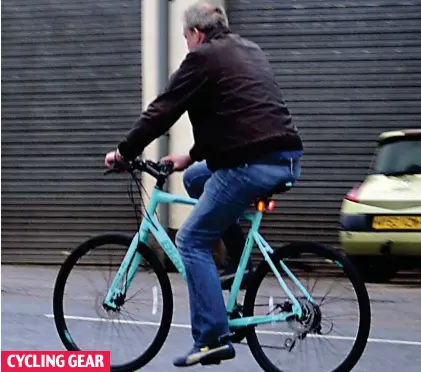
374,137,421,176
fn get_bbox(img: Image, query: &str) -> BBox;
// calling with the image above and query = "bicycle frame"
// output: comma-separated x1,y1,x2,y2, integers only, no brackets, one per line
103,185,314,326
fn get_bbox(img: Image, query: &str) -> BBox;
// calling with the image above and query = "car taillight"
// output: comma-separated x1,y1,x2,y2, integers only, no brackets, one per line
345,184,361,203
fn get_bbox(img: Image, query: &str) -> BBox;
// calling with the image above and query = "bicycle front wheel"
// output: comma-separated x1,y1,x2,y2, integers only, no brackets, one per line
244,242,371,372
52,233,173,372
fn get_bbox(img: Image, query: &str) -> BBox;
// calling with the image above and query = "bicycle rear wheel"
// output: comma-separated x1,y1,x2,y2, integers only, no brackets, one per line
243,242,371,372
53,233,173,372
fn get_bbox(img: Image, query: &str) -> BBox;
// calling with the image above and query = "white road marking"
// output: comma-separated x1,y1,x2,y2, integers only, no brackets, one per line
44,314,421,347
268,296,275,325
268,296,274,313
152,286,158,315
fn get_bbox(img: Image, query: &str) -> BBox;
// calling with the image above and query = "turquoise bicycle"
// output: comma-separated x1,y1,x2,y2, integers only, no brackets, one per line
53,158,371,372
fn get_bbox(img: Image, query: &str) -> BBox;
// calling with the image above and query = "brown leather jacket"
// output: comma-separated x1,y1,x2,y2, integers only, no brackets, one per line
118,25,303,171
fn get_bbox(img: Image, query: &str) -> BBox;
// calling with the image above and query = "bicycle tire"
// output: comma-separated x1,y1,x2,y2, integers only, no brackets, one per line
243,242,371,372
52,233,173,372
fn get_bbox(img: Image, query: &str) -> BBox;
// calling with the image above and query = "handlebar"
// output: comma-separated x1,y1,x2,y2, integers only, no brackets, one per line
104,158,174,189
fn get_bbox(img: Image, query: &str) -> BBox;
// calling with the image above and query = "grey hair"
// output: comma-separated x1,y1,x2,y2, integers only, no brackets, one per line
183,2,229,32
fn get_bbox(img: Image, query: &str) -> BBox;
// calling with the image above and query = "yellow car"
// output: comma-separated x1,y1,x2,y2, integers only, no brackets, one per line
340,129,421,282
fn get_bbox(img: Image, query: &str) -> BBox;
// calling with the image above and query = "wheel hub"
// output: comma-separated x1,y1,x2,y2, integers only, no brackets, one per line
102,293,126,312
114,293,126,307
285,299,322,351
299,300,322,333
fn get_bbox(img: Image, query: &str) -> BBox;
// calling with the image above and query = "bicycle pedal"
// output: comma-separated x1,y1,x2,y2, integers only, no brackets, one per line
200,358,221,366
218,334,233,344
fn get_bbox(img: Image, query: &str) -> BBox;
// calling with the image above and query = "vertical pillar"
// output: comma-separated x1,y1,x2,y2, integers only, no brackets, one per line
157,0,170,228
168,0,226,229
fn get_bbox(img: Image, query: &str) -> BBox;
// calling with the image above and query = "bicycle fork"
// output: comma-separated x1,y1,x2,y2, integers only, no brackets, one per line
103,232,145,310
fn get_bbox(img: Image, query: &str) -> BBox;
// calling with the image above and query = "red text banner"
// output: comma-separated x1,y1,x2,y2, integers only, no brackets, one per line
1,351,110,371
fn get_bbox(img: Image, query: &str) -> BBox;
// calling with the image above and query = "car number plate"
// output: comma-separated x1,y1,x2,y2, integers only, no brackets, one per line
372,216,421,230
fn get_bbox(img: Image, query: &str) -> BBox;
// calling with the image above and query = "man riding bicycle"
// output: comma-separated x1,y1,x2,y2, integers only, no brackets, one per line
105,1,303,367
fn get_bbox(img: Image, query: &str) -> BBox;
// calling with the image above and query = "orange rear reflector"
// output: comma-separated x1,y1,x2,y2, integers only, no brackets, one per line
257,201,265,212
256,200,275,212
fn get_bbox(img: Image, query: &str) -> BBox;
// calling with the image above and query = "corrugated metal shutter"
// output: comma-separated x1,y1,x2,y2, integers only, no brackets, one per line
227,0,421,248
2,0,142,263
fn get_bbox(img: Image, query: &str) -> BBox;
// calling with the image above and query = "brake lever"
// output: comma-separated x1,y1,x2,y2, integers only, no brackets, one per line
104,167,124,175
104,168,117,175
103,162,131,175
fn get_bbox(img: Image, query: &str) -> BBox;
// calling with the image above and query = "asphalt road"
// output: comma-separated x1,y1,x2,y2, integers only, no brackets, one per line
2,265,421,371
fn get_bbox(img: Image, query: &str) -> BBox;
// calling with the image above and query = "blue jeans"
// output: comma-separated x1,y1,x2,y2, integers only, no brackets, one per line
175,154,301,347
183,161,253,273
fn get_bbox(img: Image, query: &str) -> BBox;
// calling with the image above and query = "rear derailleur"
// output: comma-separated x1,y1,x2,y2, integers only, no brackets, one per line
284,300,323,352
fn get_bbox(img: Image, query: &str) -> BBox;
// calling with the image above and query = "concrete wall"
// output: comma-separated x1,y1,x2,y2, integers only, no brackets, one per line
141,0,225,230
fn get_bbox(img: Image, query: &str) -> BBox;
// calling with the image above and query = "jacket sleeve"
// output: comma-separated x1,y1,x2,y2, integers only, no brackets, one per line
117,50,207,160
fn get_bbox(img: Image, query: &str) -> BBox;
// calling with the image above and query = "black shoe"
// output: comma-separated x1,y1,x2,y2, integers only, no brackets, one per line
173,343,236,367
220,270,253,291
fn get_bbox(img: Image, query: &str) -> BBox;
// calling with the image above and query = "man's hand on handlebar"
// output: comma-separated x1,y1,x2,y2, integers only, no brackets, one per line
104,149,126,168
104,149,132,175
160,154,193,172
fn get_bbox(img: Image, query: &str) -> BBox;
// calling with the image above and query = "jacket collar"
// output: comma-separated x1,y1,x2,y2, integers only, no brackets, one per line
203,25,232,43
